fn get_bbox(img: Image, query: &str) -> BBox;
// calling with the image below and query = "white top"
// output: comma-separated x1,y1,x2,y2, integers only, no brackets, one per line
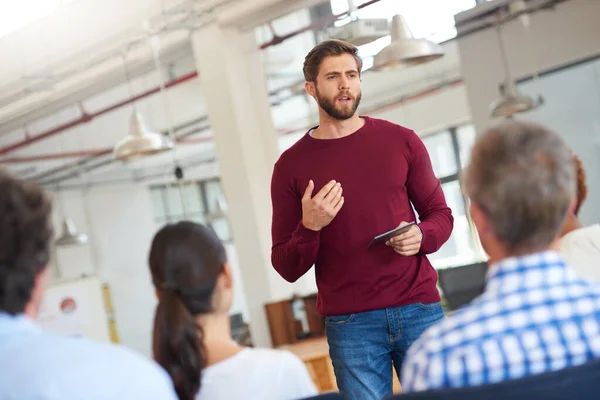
560,224,600,282
0,313,177,400
197,348,318,400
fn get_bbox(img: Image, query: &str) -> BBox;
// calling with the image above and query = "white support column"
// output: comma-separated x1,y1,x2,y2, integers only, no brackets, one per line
191,24,284,347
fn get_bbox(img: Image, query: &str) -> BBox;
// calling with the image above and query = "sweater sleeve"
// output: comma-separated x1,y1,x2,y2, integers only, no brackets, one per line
270,160,320,282
405,130,454,254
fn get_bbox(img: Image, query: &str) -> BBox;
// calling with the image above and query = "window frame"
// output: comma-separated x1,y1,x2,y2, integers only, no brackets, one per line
149,178,233,243
421,125,487,268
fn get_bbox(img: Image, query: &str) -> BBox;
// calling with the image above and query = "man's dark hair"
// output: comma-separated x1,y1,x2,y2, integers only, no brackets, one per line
0,169,53,314
303,39,363,83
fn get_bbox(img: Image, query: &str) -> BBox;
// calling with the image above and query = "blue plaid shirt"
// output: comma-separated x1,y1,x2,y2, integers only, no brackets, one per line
402,251,600,392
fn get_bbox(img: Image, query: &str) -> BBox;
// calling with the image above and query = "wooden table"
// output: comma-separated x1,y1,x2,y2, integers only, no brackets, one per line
279,336,401,394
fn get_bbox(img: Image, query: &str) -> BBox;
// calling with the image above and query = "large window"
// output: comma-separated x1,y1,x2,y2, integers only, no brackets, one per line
149,179,232,242
420,124,485,269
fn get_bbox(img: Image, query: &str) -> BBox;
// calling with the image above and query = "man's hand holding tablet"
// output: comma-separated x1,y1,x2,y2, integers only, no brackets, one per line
369,221,423,256
385,221,423,256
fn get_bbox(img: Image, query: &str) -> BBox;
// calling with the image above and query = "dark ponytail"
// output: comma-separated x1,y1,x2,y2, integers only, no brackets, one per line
153,290,205,400
149,222,227,400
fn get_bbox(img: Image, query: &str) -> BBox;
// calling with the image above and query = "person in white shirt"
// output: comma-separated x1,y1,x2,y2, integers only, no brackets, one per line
0,168,178,400
148,221,318,400
560,155,600,281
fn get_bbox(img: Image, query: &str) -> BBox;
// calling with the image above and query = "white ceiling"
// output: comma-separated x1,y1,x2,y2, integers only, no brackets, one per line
0,0,476,188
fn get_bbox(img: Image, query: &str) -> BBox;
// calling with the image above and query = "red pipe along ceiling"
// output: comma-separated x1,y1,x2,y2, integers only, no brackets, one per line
0,0,383,159
0,79,465,164
0,72,198,157
0,137,213,164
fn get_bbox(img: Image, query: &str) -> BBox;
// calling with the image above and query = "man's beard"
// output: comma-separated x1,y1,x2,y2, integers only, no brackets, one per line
315,88,362,121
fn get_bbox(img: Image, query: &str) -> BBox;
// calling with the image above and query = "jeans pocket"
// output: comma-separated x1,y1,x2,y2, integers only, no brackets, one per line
325,313,355,325
416,301,442,310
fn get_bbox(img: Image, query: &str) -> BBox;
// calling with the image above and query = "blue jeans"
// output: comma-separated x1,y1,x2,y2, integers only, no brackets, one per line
325,302,444,400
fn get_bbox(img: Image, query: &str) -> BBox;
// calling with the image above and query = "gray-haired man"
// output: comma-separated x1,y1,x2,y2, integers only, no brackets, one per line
401,121,600,392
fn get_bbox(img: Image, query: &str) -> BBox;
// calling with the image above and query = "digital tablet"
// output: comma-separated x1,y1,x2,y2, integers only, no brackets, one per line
368,222,416,248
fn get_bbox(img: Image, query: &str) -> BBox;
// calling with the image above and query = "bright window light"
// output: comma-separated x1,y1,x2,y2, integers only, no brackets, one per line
330,0,478,43
0,0,76,39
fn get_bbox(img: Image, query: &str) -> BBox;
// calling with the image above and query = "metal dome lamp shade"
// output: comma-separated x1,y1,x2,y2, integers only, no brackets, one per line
114,111,173,161
113,52,173,161
56,217,88,247
489,21,536,118
372,15,444,71
489,82,537,118
53,156,88,247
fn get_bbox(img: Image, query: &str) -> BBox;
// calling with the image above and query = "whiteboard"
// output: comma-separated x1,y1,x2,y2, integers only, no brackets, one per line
38,276,112,343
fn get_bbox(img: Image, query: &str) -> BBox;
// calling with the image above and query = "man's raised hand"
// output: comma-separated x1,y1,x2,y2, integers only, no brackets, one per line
301,180,344,231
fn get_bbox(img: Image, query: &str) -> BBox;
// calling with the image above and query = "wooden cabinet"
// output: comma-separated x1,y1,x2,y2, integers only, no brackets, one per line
264,294,325,347
265,295,401,394
279,337,337,392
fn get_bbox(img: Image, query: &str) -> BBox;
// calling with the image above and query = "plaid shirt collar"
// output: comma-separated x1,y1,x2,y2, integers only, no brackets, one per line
485,251,572,295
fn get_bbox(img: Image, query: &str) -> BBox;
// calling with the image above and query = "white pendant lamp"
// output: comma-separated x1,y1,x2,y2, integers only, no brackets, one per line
489,83,537,118
489,20,536,118
372,15,444,71
114,111,173,161
113,53,173,161
56,217,88,247
53,151,88,248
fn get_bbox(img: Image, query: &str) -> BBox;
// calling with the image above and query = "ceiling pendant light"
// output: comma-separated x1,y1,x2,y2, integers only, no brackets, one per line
372,15,444,71
56,217,88,247
113,53,173,161
489,83,537,118
489,17,536,118
114,111,173,161
53,137,88,247
511,0,545,106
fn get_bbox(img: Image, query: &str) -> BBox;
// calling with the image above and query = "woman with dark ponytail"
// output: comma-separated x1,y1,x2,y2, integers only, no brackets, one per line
149,221,317,400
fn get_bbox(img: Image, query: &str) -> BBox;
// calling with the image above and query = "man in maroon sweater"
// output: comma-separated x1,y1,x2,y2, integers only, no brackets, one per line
270,39,453,399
